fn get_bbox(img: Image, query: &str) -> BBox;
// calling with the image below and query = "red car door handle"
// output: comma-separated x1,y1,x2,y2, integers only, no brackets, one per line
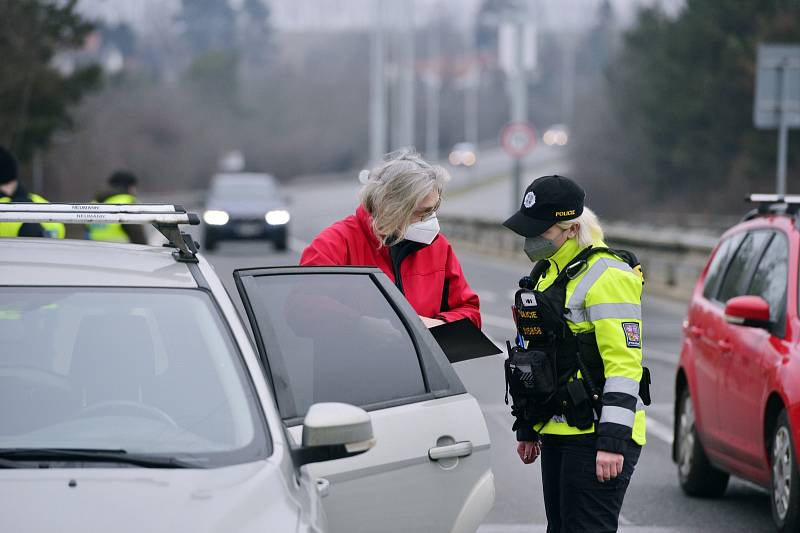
718,339,732,353
689,326,703,338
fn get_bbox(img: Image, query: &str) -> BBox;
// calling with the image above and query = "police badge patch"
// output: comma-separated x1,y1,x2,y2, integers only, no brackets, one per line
622,322,641,348
523,191,536,208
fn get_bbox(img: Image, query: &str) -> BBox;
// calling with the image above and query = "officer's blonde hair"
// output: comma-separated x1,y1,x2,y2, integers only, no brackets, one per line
360,148,450,247
557,207,603,249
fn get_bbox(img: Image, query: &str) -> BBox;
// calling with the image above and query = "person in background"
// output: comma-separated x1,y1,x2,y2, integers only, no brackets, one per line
87,170,147,244
0,145,65,239
300,148,481,329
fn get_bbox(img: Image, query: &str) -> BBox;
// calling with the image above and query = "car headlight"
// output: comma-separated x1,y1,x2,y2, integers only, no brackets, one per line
203,210,229,225
266,210,290,225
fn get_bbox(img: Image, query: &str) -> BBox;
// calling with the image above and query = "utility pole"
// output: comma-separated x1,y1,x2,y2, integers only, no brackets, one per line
398,0,416,149
777,58,791,196
560,34,577,128
465,31,479,148
510,18,529,209
369,0,387,163
424,24,440,161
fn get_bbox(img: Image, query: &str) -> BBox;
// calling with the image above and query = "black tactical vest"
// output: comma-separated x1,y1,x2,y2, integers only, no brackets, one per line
506,246,642,429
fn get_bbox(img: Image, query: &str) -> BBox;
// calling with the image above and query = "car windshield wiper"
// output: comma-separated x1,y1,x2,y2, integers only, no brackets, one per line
0,448,198,469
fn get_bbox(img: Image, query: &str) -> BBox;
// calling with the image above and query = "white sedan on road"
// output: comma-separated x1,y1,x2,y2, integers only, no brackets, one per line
0,204,494,533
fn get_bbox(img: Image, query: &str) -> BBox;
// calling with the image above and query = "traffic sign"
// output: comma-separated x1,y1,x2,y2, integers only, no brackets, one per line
754,44,800,129
501,122,537,158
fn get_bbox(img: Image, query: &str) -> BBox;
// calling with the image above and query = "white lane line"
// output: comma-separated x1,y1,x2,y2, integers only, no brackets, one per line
477,525,686,532
477,525,546,532
645,347,679,365
646,416,674,445
483,313,516,331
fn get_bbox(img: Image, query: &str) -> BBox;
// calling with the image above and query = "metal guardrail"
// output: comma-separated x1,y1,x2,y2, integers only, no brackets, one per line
439,215,720,300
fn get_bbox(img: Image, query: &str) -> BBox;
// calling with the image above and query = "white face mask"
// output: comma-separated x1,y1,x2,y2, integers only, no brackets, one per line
404,215,440,245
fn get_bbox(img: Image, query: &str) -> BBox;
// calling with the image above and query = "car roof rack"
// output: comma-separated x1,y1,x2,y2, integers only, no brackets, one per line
742,194,800,222
0,203,201,263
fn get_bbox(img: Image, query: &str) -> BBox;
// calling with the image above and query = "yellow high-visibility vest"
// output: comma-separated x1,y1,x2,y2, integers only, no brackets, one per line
529,238,647,446
86,193,136,243
0,194,66,239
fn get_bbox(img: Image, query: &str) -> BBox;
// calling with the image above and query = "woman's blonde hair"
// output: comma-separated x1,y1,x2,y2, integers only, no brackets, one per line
360,148,450,246
556,206,603,249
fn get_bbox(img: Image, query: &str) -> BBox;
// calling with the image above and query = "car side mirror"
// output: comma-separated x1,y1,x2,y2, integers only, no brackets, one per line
292,403,375,467
724,295,771,330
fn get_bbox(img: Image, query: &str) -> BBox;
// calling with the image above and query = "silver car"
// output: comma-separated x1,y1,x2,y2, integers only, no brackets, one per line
0,204,494,533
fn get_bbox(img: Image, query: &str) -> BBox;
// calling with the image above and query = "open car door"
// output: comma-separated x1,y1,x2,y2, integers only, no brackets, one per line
234,266,494,533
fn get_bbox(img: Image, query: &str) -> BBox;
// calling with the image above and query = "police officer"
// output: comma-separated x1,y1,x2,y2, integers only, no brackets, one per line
87,170,147,244
503,175,646,533
0,145,65,239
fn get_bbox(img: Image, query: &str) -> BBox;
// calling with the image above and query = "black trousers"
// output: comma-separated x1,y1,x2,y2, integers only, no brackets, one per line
540,434,641,533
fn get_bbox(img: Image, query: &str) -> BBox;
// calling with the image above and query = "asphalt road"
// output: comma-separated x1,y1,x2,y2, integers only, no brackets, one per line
185,153,775,532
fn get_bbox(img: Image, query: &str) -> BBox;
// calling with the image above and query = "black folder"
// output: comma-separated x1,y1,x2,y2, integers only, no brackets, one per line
430,318,503,363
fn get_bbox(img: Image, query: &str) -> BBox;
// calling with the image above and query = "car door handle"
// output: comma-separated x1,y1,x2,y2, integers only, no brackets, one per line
429,441,473,461
315,478,330,498
689,326,703,338
717,339,732,353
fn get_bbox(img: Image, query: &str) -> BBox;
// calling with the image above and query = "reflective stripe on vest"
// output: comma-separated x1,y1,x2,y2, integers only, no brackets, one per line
86,193,136,242
565,258,639,324
0,194,66,238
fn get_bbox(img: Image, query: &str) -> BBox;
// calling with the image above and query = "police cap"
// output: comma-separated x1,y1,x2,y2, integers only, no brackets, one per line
503,175,585,237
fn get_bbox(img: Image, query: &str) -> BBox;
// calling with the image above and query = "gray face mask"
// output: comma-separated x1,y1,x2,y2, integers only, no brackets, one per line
524,236,559,262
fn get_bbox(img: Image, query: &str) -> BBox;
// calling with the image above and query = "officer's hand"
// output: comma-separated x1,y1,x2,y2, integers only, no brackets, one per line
517,441,540,465
596,450,624,482
357,316,403,344
419,315,445,328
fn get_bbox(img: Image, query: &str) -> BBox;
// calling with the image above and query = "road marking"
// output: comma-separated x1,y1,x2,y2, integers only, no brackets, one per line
483,313,516,331
477,525,687,532
646,416,674,445
645,347,679,366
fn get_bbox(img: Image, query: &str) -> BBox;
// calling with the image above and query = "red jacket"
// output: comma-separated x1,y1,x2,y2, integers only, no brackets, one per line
300,206,481,328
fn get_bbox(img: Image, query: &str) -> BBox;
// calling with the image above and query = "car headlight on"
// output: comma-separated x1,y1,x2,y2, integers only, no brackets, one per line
266,210,290,225
203,210,229,225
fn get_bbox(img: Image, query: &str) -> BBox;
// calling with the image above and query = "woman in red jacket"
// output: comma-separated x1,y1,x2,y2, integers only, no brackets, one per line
301,149,481,329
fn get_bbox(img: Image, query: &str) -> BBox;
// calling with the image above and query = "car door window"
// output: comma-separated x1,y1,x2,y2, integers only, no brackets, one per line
746,232,788,332
716,231,772,303
703,232,745,300
240,273,429,420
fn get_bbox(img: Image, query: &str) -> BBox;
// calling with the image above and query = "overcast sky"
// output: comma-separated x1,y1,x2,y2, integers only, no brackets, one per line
77,0,685,33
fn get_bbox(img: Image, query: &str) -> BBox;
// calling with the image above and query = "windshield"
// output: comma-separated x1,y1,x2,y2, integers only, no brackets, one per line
211,182,277,202
0,288,269,468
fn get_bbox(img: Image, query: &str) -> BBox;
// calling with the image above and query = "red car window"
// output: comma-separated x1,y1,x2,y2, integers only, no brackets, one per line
745,233,788,334
717,231,772,304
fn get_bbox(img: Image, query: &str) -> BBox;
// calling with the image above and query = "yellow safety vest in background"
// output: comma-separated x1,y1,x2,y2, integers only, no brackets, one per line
0,194,66,239
86,193,136,243
531,237,647,446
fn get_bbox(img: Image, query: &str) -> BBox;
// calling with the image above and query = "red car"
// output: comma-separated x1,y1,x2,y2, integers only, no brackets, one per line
674,195,800,532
